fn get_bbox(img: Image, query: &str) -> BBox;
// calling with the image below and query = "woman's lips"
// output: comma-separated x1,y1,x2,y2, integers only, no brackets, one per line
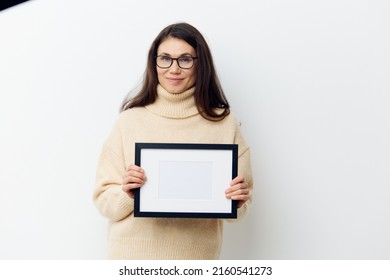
167,78,183,83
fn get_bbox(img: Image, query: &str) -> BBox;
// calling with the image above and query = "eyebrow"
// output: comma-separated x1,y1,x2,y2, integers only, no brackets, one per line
158,52,193,57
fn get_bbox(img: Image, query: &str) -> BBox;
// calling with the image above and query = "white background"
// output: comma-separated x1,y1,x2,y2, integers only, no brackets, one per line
0,0,389,259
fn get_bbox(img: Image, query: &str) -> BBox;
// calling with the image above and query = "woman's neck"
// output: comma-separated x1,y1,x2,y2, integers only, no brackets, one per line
145,85,199,119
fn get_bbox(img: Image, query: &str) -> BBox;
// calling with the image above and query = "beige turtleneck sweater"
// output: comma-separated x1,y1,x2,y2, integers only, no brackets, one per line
93,85,253,259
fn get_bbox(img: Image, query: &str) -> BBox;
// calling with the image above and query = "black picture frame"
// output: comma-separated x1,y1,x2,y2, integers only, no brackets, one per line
134,143,238,218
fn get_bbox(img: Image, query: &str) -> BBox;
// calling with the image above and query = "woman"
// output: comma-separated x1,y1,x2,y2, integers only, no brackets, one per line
93,22,253,259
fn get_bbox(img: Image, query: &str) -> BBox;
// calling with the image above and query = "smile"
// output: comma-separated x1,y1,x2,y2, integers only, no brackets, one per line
167,78,183,83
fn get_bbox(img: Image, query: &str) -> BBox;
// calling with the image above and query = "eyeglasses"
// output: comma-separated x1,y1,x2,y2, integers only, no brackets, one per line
155,55,198,69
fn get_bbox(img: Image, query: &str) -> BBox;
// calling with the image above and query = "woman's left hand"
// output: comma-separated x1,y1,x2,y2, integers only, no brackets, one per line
225,175,250,208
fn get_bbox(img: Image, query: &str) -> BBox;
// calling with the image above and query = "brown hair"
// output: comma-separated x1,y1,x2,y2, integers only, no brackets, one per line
120,22,230,121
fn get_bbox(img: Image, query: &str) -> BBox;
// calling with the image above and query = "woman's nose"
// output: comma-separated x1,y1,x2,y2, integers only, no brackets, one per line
169,60,181,73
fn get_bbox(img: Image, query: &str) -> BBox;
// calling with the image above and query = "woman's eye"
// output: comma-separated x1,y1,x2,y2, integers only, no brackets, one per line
161,56,172,62
179,57,191,63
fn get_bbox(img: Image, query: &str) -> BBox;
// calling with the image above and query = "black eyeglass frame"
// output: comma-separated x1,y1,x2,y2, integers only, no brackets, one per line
155,55,198,69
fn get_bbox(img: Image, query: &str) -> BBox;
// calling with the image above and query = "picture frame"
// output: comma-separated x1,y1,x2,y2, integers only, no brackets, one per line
134,143,238,218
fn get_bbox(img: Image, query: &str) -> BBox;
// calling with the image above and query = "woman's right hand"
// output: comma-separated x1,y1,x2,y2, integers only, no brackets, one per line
122,164,147,198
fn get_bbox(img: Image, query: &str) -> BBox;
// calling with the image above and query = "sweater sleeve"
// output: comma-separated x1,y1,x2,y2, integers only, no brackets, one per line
93,121,134,222
228,118,253,222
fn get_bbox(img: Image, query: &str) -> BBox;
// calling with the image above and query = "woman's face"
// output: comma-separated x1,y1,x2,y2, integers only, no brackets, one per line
156,37,197,94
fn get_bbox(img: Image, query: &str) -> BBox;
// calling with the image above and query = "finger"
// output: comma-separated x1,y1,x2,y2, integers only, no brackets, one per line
127,164,144,173
231,194,250,202
230,175,245,186
225,181,248,194
122,175,145,185
225,187,250,198
125,170,146,180
122,182,143,192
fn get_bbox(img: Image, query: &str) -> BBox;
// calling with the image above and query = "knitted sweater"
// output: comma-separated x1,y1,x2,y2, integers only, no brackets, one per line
93,85,253,259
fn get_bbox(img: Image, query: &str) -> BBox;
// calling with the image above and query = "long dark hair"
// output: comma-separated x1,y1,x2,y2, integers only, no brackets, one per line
120,22,230,121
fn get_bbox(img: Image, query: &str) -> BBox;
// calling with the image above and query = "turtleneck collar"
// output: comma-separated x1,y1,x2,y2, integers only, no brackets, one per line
145,84,199,119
